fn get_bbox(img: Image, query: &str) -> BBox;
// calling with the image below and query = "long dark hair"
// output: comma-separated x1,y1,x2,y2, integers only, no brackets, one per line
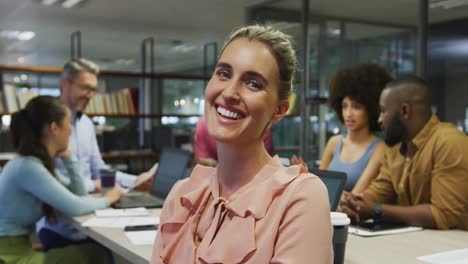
10,95,68,221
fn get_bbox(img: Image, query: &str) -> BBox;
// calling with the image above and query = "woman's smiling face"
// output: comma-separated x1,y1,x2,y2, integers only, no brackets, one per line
204,37,287,146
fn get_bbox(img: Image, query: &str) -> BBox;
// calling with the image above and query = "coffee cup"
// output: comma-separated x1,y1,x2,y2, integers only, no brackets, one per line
100,168,117,192
331,212,350,264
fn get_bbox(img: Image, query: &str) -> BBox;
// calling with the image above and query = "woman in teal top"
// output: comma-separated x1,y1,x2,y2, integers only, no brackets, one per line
293,64,390,194
321,64,389,194
0,96,123,263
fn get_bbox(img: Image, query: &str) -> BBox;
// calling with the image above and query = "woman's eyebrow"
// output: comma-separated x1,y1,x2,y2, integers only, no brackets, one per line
216,62,232,70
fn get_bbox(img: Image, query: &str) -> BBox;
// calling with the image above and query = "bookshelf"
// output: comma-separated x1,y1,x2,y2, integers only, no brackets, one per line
0,65,302,167
0,65,208,170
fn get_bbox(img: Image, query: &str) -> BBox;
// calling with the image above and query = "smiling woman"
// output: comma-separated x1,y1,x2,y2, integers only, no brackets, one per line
151,25,333,264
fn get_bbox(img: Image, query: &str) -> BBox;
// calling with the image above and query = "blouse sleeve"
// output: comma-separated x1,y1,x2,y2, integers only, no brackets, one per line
151,180,183,264
17,158,109,216
61,155,88,196
271,176,333,264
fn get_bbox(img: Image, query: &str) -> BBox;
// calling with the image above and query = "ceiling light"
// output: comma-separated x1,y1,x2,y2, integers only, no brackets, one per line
18,57,25,63
41,0,58,5
20,74,28,81
430,0,468,9
61,0,85,8
18,31,35,41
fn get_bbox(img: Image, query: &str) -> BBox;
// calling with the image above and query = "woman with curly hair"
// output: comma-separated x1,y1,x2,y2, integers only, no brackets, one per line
324,64,391,193
294,64,391,194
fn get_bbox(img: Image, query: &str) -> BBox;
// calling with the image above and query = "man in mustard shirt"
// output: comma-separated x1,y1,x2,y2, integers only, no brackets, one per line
342,75,468,230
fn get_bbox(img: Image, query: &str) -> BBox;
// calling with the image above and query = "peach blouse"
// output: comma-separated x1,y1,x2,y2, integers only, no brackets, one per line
151,156,333,264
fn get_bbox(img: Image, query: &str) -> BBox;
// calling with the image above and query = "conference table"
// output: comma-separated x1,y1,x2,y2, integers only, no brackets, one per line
67,209,468,264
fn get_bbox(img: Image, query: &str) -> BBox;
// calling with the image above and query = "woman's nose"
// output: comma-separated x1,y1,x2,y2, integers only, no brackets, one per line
221,81,241,104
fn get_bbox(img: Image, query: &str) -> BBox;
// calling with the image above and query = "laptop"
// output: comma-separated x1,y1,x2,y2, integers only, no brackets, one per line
113,148,192,208
309,168,347,211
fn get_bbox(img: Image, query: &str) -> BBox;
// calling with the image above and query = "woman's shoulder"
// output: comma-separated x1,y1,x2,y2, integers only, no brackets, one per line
326,134,342,149
267,165,328,203
328,134,342,145
168,164,216,198
290,171,328,196
0,156,44,182
5,155,41,169
371,140,388,155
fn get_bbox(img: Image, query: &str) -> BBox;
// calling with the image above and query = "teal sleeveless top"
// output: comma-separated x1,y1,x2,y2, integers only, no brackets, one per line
328,135,381,191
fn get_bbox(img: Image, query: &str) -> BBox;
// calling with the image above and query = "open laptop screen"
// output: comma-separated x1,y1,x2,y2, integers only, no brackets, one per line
310,168,347,211
151,148,191,198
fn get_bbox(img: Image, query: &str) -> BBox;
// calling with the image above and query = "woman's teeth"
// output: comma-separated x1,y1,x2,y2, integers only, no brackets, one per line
217,106,242,120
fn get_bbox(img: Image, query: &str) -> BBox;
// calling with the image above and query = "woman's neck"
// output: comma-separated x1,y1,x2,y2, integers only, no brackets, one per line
346,126,373,143
43,138,57,159
216,140,271,198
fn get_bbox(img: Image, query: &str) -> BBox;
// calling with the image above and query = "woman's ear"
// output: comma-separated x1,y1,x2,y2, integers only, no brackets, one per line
271,100,289,123
48,121,60,136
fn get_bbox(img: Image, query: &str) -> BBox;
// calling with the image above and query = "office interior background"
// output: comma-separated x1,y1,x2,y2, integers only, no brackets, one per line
0,0,467,172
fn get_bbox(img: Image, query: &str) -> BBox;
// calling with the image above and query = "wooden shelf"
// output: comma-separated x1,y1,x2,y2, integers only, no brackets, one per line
0,65,210,80
0,152,159,164
275,146,300,152
87,113,201,118
0,112,201,118
101,152,158,161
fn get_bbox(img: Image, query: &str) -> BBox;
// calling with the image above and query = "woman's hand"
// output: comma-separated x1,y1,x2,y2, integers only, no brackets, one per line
104,184,127,204
291,155,304,165
57,149,72,158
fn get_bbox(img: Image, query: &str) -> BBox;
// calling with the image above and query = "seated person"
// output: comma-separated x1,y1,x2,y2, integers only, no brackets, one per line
0,96,124,263
151,25,333,263
293,64,389,194
37,58,150,251
341,76,468,230
195,115,274,166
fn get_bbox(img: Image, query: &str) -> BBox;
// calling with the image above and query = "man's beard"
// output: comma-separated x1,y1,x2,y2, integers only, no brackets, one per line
383,112,407,147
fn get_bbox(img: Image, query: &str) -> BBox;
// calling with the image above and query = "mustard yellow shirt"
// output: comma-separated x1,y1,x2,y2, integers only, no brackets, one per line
366,115,468,230
151,156,333,263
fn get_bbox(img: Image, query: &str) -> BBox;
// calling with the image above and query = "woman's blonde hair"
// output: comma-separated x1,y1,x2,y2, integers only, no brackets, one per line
221,25,296,101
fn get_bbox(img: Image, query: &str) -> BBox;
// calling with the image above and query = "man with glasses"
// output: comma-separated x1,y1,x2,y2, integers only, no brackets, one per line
36,58,148,251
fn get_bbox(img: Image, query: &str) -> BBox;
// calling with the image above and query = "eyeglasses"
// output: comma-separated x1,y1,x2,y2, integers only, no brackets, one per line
70,81,96,94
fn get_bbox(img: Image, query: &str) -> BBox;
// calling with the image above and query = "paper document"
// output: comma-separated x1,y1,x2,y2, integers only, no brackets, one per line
82,216,160,229
95,207,149,217
348,226,422,237
417,248,468,264
116,171,138,188
115,162,158,189
125,230,158,245
130,163,159,190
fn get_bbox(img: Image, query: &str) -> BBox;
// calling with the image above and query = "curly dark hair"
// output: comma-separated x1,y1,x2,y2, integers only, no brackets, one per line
328,64,392,133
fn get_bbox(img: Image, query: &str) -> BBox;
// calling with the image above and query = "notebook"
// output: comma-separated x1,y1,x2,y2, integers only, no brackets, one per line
113,148,191,208
349,221,423,237
309,168,347,211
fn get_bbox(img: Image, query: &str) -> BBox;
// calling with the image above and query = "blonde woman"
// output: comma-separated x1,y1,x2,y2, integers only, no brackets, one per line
152,25,333,264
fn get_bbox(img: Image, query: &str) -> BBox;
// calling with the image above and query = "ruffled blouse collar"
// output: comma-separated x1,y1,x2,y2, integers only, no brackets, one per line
158,156,308,263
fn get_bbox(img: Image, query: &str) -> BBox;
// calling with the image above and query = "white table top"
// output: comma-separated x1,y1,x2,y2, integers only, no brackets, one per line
68,210,468,264
67,208,161,264
346,229,468,263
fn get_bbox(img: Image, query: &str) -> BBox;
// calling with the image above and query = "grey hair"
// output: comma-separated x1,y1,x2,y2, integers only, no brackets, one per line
221,25,296,101
61,58,99,81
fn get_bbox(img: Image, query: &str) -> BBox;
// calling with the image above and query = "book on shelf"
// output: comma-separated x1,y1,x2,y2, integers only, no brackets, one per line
0,91,3,113
85,87,139,115
2,85,39,113
3,84,19,113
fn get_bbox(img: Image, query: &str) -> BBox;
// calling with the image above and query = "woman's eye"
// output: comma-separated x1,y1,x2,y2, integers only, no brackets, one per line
245,80,263,90
216,70,230,79
352,104,363,110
